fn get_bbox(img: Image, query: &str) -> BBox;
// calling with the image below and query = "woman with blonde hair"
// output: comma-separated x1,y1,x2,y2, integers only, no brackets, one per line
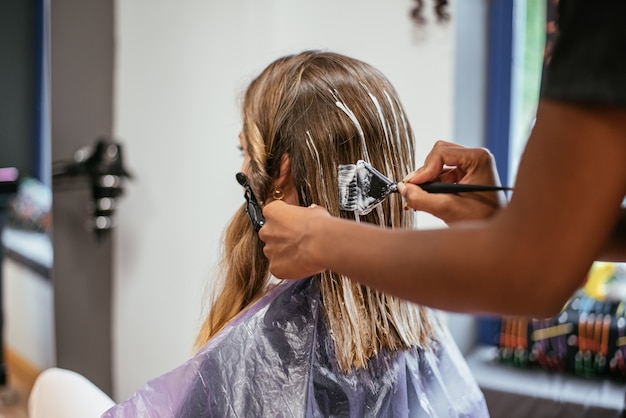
103,50,488,417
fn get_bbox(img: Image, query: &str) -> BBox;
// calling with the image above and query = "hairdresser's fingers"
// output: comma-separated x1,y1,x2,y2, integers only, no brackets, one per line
404,141,461,183
437,168,462,184
398,182,503,224
406,141,497,187
398,182,453,219
259,201,328,279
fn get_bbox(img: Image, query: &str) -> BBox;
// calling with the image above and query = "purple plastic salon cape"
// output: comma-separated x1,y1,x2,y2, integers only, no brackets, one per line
103,278,489,417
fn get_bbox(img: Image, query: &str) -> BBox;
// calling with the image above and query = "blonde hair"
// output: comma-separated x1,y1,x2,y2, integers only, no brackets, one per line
195,51,438,372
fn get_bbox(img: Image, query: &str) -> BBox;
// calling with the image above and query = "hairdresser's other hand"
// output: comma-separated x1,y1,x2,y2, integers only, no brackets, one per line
259,201,330,279
398,140,506,224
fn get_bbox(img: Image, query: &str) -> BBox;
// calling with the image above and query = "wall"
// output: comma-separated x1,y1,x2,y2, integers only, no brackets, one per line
447,0,488,355
113,0,456,400
50,0,115,395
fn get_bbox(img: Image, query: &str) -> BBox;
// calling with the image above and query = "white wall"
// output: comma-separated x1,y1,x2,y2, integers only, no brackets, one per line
113,0,456,401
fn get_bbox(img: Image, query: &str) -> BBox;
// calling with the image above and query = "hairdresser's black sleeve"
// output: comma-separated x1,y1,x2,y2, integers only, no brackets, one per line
541,0,626,107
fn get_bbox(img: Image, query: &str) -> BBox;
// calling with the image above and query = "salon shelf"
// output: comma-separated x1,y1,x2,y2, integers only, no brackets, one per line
466,345,626,418
1,227,52,280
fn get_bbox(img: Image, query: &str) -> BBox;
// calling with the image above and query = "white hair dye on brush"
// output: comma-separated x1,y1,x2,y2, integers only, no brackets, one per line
337,160,399,215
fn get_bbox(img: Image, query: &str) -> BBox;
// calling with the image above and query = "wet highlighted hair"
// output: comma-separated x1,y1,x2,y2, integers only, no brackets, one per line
195,50,439,372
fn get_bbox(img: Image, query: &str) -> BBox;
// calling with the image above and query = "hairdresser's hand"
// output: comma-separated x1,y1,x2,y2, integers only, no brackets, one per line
259,201,330,279
397,140,507,224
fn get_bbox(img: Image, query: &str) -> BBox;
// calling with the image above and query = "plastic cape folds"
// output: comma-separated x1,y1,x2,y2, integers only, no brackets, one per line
103,278,489,417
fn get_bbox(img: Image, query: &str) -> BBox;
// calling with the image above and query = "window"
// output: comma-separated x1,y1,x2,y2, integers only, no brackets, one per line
508,0,545,185
479,0,546,346
486,0,545,187
0,0,50,186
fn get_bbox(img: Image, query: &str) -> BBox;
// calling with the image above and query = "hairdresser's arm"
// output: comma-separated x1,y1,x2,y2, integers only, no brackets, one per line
260,100,626,318
598,207,626,262
397,141,506,224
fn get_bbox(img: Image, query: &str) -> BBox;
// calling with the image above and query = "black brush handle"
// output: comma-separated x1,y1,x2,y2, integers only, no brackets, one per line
418,182,512,193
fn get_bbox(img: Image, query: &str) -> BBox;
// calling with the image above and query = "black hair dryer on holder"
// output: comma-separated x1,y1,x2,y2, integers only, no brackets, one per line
53,138,133,240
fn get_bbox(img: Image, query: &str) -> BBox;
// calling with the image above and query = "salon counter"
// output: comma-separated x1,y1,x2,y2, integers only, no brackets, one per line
466,345,626,417
2,226,52,279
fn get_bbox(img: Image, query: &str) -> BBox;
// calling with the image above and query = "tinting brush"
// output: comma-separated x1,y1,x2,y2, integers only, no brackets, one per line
338,160,512,215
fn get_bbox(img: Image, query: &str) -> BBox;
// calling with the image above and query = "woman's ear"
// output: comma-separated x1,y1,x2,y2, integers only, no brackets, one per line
274,154,292,190
272,154,298,205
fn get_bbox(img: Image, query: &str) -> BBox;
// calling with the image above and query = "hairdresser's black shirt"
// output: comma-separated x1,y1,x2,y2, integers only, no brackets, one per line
541,0,626,107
